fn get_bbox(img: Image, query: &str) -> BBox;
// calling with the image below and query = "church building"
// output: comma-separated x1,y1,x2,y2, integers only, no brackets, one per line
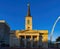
10,3,48,48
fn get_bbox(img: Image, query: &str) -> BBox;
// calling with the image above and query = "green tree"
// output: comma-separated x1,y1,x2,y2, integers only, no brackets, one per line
56,36,60,42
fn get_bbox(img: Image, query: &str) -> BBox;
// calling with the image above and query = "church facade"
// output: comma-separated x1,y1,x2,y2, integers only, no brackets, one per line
10,4,48,48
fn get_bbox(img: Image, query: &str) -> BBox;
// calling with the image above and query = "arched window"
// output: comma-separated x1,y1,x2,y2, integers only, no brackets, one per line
27,20,30,24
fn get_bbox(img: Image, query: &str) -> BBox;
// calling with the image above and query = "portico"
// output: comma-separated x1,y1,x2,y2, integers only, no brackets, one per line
19,33,39,48
15,30,48,48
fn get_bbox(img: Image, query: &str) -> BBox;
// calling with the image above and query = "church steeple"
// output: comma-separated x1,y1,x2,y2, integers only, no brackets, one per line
25,3,32,30
27,3,31,16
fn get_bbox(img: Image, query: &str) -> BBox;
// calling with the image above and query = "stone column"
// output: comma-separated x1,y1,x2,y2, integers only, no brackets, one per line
25,35,26,48
19,36,21,47
31,35,33,48
37,35,39,48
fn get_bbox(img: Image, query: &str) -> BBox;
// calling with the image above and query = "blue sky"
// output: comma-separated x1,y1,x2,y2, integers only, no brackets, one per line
0,0,60,41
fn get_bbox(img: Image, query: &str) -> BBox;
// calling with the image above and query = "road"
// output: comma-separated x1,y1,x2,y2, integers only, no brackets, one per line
0,47,60,49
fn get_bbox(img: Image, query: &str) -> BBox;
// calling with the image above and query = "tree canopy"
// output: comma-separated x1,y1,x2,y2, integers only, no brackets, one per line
56,36,60,42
